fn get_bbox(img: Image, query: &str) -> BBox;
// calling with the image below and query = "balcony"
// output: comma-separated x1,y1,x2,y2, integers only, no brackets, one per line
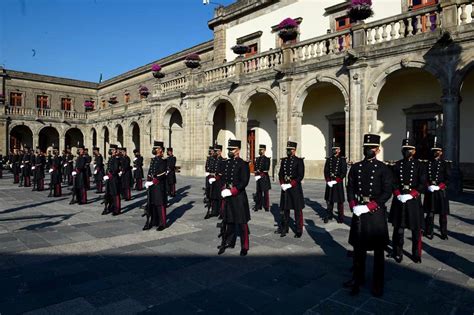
3,106,88,124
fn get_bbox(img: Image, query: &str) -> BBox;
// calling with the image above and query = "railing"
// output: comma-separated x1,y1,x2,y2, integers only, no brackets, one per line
242,49,283,74
291,29,352,62
365,6,441,46
4,106,36,117
63,110,87,120
457,0,474,25
161,76,187,93
4,106,88,121
204,62,236,83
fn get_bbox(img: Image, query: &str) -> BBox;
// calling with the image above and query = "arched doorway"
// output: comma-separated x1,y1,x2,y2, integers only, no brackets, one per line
245,93,278,174
39,126,59,152
65,128,84,149
102,127,109,159
460,68,474,187
163,108,184,156
376,68,442,161
211,101,236,151
116,125,124,147
301,82,346,178
91,128,97,148
131,122,140,152
10,125,33,150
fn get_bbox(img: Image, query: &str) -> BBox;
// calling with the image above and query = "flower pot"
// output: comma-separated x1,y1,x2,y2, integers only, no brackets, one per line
278,28,298,42
185,60,200,69
108,99,118,105
231,45,250,56
139,92,149,99
153,71,165,79
348,5,373,21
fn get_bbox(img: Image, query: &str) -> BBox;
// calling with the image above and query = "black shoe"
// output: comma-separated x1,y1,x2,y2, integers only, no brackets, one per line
294,232,302,238
274,227,282,234
323,217,329,224
264,208,269,212
280,230,287,237
336,217,343,224
112,211,121,216
440,234,448,240
394,255,403,263
157,226,165,231
101,209,109,215
218,246,226,255
426,233,434,240
240,249,248,256
143,224,151,231
412,256,422,264
204,213,211,220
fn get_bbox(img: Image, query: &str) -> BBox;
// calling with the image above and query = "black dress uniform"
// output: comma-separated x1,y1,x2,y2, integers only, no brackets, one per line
93,148,105,193
33,152,46,191
50,148,62,197
423,142,450,240
204,146,215,218
166,148,177,197
120,149,133,201
254,144,271,212
132,150,144,191
73,147,88,204
210,145,226,218
65,151,74,186
21,149,32,187
218,139,251,256
389,138,426,263
345,133,392,297
84,151,92,190
144,141,168,230
12,151,21,184
278,141,305,238
324,142,347,223
103,145,122,215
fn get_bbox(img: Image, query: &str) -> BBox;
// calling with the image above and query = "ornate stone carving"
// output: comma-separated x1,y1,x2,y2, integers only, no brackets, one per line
352,73,359,81
400,58,410,68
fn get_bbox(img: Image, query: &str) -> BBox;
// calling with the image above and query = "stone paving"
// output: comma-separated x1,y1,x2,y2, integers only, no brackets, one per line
0,173,472,314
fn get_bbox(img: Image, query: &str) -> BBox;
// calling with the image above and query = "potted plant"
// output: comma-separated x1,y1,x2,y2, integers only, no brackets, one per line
84,100,94,111
278,17,299,42
151,64,165,79
184,53,201,69
348,0,373,22
138,86,150,98
108,95,118,105
231,44,250,56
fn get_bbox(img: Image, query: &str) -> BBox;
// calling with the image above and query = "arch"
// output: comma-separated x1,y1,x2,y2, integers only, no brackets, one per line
90,128,97,148
64,127,84,149
293,76,349,113
241,87,279,117
10,124,33,150
459,65,474,184
367,60,447,106
115,124,124,147
102,126,110,159
130,121,140,152
376,66,443,161
38,126,59,152
207,95,237,123
453,56,474,95
211,100,236,151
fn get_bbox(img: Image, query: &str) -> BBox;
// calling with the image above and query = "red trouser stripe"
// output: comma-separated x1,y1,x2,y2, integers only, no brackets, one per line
25,176,31,186
418,230,423,257
82,189,87,204
242,224,249,250
115,196,121,213
161,206,167,227
265,191,270,209
297,209,303,231
137,179,142,190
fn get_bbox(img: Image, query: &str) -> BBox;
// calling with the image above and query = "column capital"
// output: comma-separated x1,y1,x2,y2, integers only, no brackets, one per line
441,90,461,105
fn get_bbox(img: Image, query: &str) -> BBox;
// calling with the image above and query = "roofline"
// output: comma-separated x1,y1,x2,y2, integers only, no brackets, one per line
2,69,98,89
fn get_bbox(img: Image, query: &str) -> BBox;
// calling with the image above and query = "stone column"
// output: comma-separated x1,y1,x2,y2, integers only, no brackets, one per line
59,132,65,153
235,117,248,160
440,0,459,30
441,91,462,193
212,24,227,66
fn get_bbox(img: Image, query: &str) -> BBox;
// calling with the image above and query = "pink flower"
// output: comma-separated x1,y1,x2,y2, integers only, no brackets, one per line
151,64,162,72
278,18,298,30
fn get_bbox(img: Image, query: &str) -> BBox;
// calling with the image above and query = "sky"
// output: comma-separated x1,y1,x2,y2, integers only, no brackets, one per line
0,0,236,82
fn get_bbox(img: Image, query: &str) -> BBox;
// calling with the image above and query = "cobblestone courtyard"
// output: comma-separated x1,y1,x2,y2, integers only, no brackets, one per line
0,174,473,314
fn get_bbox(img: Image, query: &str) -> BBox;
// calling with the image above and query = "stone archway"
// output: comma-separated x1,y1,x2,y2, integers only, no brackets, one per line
65,127,84,150
38,126,59,152
91,128,97,148
10,124,33,150
163,107,184,157
130,122,140,152
116,125,124,147
102,126,110,159
208,98,237,152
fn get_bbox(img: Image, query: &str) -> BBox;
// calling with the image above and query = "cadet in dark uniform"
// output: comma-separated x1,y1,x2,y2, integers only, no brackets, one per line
132,149,144,191
166,148,177,197
12,149,21,184
204,146,217,219
93,147,105,193
277,141,305,238
21,147,32,187
344,133,392,297
120,148,133,201
323,141,347,223
253,144,271,212
65,148,74,186
72,145,88,204
218,139,251,256
424,141,450,240
33,149,46,191
389,137,426,263
103,144,122,215
49,146,62,197
84,148,92,190
144,141,168,231
209,144,226,219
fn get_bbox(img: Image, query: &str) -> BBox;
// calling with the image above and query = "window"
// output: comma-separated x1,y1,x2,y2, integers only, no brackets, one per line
10,92,22,106
36,95,49,109
124,93,130,103
61,98,72,111
245,43,258,57
413,118,437,160
336,16,354,31
411,0,437,10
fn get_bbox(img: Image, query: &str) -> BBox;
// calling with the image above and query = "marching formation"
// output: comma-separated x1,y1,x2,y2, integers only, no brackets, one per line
1,130,452,298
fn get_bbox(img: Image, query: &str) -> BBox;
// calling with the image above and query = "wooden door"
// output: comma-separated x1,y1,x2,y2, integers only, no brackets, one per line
247,130,256,173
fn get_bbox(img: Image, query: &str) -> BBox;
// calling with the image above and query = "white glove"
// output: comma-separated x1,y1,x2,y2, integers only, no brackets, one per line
205,172,210,176
31,166,36,170
144,181,153,189
20,165,24,168
281,183,292,191
103,175,109,181
428,185,440,192
398,194,413,203
63,164,68,167
353,205,370,217
94,170,98,175
327,180,337,188
118,171,122,177
255,175,261,181
132,167,137,171
133,158,137,162
221,189,232,198
49,168,54,173
72,171,77,176
208,177,216,184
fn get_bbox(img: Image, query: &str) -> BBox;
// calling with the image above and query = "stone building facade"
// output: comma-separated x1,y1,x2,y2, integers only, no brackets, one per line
1,0,473,192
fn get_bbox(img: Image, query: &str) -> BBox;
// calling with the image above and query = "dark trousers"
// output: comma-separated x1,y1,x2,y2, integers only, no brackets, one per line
24,176,31,187
54,183,62,197
326,202,344,221
425,213,448,237
135,178,143,191
96,181,103,193
151,205,166,228
36,178,44,191
392,227,422,259
353,246,384,293
14,173,19,184
122,187,131,201
75,188,87,204
168,183,176,197
255,186,269,211
223,223,249,250
280,208,303,234
210,199,221,216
